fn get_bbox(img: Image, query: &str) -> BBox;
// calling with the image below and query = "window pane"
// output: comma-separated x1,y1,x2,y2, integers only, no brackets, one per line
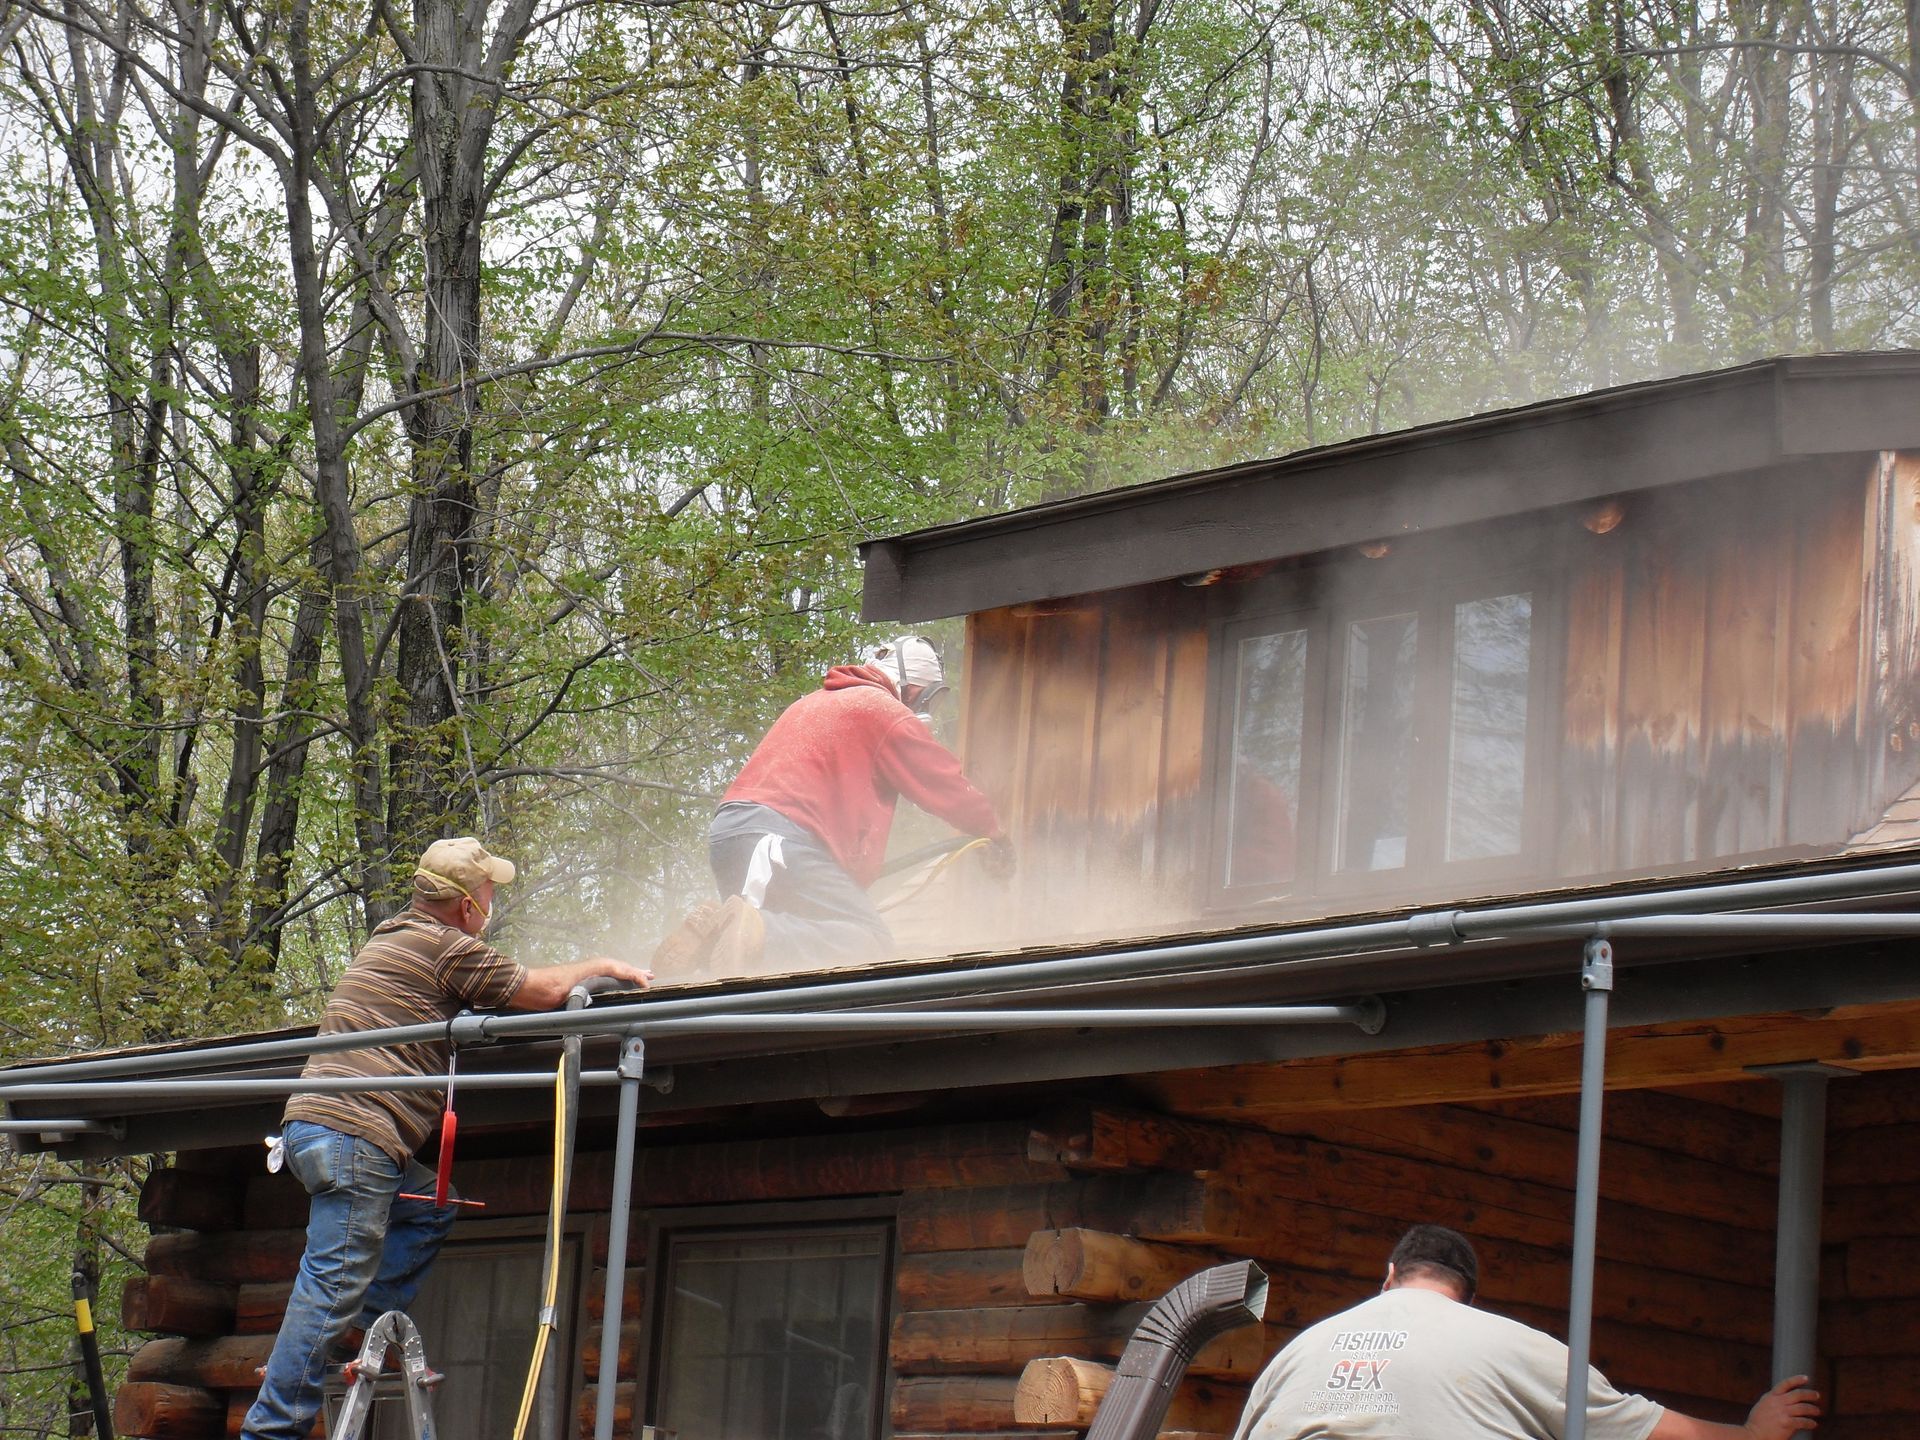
343,1239,575,1440
656,1228,887,1440
1337,613,1418,872
1447,593,1532,860
1227,630,1307,888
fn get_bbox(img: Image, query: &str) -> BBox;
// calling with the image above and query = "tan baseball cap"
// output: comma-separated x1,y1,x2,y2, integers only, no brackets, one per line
414,836,517,901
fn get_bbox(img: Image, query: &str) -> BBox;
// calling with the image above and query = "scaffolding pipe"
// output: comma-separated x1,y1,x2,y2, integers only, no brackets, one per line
1771,1068,1832,1383
0,1006,1377,1103
594,1036,645,1440
9,856,1920,1090
1564,936,1613,1440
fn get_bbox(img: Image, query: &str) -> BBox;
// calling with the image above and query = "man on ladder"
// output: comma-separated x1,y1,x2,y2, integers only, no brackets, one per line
240,838,652,1440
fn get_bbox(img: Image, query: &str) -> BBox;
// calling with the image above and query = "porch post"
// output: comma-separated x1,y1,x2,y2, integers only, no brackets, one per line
1766,1063,1839,1384
594,1033,646,1440
1564,935,1613,1440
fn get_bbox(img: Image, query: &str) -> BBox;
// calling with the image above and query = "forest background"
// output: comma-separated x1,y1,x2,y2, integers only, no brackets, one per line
0,0,1915,1429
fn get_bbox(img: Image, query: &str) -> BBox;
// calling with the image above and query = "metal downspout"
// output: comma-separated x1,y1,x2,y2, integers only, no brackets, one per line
1564,936,1613,1440
594,1035,645,1440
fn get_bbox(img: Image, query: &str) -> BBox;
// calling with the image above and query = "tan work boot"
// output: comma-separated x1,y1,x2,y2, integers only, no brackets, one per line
705,895,767,975
650,898,728,976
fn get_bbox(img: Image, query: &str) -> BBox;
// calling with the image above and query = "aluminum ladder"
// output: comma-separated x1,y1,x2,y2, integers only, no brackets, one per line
330,1309,442,1440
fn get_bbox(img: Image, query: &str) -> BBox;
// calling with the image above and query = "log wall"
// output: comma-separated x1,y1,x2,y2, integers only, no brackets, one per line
1820,1068,1920,1437
116,1073,1920,1440
959,452,1920,945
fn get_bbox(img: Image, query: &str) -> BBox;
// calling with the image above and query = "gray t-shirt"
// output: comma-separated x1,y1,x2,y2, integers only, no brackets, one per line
1232,1288,1664,1440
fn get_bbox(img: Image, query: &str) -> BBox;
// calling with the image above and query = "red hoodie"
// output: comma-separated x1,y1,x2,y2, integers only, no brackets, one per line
723,665,1002,887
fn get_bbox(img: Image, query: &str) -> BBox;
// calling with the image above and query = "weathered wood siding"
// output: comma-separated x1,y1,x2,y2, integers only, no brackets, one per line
119,1072,1920,1439
963,453,1920,942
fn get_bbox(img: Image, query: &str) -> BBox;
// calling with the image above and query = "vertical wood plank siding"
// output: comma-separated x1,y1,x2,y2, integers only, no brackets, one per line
961,454,1920,938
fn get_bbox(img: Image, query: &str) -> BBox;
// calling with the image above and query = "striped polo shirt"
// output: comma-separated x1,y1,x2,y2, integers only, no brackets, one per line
283,906,527,1165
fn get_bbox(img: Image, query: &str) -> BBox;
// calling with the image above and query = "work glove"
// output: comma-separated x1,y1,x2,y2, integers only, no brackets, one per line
981,835,1017,882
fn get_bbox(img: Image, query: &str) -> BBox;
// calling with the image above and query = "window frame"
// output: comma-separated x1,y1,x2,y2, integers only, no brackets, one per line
636,1197,898,1440
1205,550,1558,912
326,1214,589,1440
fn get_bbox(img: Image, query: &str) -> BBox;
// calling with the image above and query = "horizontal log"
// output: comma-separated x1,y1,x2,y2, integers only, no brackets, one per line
147,1230,304,1286
140,1169,244,1233
582,1268,645,1323
224,1391,250,1440
897,1248,1051,1310
891,1375,1023,1432
1827,1071,1920,1129
1823,1183,1913,1243
1023,1228,1227,1304
235,1283,293,1335
1013,1356,1247,1434
1839,1236,1920,1299
889,1304,1271,1380
123,1275,237,1337
128,1334,275,1390
1023,1106,1775,1283
1827,1120,1920,1186
1138,1001,1920,1116
576,1383,633,1437
1274,1107,1776,1230
898,1178,1156,1253
114,1381,225,1440
1486,1091,1780,1177
581,1322,640,1383
1817,1295,1920,1358
1832,1355,1920,1414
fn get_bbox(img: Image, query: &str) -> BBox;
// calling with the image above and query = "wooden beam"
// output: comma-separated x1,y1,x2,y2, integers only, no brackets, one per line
1022,1229,1226,1304
122,1276,237,1337
114,1382,224,1440
897,1248,1055,1311
146,1231,303,1286
890,1375,1023,1432
581,1321,639,1383
139,1170,243,1233
127,1335,274,1390
889,1304,1272,1380
234,1282,293,1335
1010,1356,1248,1434
1137,1001,1920,1118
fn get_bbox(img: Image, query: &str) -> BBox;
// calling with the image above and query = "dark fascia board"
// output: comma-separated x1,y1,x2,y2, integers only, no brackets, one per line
859,351,1920,622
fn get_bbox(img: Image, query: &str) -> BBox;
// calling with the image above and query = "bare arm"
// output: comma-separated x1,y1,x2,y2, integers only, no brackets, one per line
508,955,653,1011
1649,1377,1820,1440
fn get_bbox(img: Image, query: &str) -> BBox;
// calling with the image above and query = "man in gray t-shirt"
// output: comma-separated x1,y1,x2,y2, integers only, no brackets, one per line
1232,1225,1820,1440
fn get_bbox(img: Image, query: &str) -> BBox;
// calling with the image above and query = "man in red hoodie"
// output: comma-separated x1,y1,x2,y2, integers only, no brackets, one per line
660,637,1011,974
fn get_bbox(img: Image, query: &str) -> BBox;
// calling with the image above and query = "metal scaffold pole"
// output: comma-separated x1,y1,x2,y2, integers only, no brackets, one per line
1564,935,1613,1440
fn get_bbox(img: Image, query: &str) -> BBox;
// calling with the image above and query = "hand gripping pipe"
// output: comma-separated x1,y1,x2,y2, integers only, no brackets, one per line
1084,1260,1269,1440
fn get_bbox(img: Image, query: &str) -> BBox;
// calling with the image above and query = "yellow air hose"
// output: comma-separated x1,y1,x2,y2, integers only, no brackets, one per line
875,836,991,913
510,1042,575,1440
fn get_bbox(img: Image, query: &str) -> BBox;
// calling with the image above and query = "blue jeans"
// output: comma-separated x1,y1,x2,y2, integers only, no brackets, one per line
241,1121,455,1440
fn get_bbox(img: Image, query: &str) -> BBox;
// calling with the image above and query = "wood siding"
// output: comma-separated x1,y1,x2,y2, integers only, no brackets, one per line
961,453,1920,945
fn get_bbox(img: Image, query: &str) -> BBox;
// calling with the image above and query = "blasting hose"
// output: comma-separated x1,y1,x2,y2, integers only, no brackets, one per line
72,1268,114,1440
1084,1260,1269,1440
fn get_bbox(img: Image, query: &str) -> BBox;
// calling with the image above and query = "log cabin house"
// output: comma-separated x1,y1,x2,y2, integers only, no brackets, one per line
9,352,1920,1440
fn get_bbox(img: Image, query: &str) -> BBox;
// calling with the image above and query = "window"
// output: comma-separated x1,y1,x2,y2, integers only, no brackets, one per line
1226,628,1309,889
1217,579,1540,900
652,1224,890,1440
327,1235,580,1440
1446,592,1533,861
